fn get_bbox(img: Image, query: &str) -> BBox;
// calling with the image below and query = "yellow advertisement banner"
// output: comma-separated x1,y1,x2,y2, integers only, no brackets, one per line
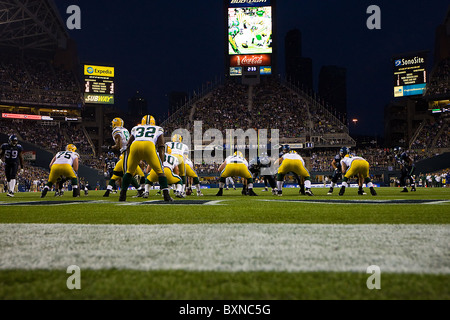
84,65,114,77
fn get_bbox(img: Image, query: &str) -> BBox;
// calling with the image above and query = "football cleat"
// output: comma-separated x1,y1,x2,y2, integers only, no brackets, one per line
41,188,48,198
197,191,204,197
327,188,334,195
142,191,149,199
103,190,111,197
401,188,408,193
119,189,127,202
73,188,80,198
370,187,377,196
277,190,283,197
216,189,223,196
305,189,314,196
248,189,258,196
7,191,14,197
163,189,174,202
357,189,367,195
272,189,278,195
338,186,346,196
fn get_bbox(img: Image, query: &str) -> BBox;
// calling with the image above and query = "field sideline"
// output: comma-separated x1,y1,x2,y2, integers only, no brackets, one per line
0,187,449,300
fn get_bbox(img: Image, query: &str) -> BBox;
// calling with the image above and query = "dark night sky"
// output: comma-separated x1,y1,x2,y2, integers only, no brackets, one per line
55,0,449,137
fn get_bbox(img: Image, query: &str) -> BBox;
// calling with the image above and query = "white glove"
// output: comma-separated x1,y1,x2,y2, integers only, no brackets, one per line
120,146,127,154
20,168,24,174
104,171,109,178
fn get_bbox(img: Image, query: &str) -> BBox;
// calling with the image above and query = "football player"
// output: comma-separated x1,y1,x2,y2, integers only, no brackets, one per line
279,145,305,195
338,147,377,196
145,145,183,198
249,153,277,195
276,148,313,196
216,151,257,196
327,152,343,195
104,152,118,180
119,115,172,202
0,134,24,197
41,144,80,198
103,118,145,197
184,155,204,196
394,147,416,192
110,117,130,155
225,177,236,191
166,134,189,196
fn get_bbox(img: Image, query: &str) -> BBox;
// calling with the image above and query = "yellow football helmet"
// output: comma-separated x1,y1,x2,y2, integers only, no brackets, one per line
111,117,124,129
141,115,155,125
66,144,77,153
166,146,172,154
172,134,182,143
234,151,244,158
289,150,298,154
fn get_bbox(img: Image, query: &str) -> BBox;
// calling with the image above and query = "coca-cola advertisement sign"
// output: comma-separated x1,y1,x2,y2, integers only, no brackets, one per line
230,54,271,67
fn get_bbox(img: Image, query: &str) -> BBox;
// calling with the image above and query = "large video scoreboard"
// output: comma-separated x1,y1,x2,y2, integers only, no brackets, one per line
393,52,427,98
83,65,115,104
227,0,273,77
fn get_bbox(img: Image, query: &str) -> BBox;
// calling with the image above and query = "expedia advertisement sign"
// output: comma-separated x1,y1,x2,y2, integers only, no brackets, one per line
84,65,114,77
84,64,115,104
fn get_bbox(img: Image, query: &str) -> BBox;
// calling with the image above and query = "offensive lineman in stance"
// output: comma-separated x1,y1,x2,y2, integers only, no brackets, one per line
119,115,172,202
41,144,80,198
338,147,377,196
216,151,258,196
275,148,313,196
166,134,189,196
145,145,183,198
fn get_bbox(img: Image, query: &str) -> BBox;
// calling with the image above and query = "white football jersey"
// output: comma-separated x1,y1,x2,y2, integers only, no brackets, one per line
112,127,130,148
185,157,194,169
166,141,189,157
340,155,365,168
131,125,164,144
282,152,305,166
53,150,79,166
225,155,249,167
163,153,179,171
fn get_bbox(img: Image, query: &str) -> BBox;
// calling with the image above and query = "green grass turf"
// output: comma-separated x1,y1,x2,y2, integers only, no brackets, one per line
0,187,449,300
0,187,448,225
0,270,449,300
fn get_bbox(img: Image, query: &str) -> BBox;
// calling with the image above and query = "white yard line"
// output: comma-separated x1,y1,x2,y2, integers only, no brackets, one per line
0,224,449,274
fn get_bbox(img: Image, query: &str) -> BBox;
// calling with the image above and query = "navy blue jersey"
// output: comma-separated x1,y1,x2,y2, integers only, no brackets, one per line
333,154,342,171
105,156,119,171
395,152,411,167
1,143,23,164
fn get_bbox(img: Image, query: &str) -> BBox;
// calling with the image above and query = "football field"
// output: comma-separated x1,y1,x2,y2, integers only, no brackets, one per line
0,187,449,300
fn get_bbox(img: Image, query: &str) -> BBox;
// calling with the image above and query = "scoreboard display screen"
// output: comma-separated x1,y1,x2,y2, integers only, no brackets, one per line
227,0,273,77
393,52,427,97
83,65,115,104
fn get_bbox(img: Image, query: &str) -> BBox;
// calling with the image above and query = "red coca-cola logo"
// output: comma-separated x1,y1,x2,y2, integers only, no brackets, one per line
230,54,271,67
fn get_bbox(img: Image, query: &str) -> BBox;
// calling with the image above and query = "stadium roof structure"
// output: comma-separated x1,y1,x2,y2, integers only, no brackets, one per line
0,0,69,52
